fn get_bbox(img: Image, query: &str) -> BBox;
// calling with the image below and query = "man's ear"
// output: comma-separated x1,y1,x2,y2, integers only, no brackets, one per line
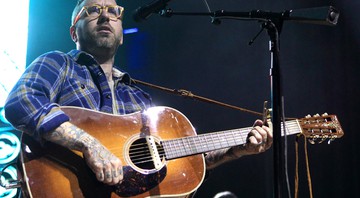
119,33,123,45
70,26,77,42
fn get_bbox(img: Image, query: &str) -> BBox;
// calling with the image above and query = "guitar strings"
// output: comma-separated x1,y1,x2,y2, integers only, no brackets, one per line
105,121,305,165
106,118,334,165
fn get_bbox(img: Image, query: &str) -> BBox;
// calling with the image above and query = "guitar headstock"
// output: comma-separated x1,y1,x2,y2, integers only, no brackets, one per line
298,113,344,144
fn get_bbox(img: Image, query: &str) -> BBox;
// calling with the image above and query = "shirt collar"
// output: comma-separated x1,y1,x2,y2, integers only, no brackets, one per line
68,49,132,84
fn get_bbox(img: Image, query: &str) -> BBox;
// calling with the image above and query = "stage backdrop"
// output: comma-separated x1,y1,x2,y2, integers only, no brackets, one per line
25,0,359,197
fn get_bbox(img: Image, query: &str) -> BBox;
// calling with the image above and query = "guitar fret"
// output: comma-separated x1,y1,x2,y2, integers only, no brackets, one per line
219,132,229,148
170,139,177,159
195,136,207,153
225,131,233,146
166,139,179,159
204,135,211,151
201,136,210,152
176,139,186,157
229,130,237,146
216,133,224,149
181,138,189,156
209,134,216,150
185,137,192,155
188,136,197,154
194,136,202,153
163,140,172,159
191,136,199,154
182,136,193,155
231,130,242,145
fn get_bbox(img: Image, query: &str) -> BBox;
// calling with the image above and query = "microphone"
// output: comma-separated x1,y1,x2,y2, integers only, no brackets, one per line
284,6,339,26
133,0,172,22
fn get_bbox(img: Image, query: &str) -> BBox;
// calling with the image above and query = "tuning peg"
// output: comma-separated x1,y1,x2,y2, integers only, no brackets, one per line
308,139,315,144
327,135,338,144
308,139,316,144
305,114,311,118
322,113,329,116
314,113,320,117
318,135,329,144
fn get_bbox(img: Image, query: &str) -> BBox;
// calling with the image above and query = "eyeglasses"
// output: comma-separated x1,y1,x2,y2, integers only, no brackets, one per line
72,4,124,26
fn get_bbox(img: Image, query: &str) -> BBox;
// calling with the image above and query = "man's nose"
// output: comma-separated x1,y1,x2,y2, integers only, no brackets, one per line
98,8,110,22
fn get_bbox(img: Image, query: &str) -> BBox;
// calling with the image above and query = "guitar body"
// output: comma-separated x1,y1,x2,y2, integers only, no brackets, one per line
19,106,205,198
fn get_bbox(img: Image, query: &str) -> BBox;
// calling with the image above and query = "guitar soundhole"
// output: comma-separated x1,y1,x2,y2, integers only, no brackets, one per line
128,138,165,171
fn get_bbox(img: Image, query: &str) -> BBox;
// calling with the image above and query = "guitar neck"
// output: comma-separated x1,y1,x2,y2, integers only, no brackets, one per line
162,119,301,160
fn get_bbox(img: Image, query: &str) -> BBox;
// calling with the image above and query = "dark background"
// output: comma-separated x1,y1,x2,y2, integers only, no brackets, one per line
26,0,359,197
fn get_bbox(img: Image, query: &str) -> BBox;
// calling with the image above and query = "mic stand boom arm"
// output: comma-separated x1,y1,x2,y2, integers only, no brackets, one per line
160,6,339,26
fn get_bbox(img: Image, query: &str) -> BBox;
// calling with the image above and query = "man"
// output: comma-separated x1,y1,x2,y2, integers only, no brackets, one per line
4,0,272,194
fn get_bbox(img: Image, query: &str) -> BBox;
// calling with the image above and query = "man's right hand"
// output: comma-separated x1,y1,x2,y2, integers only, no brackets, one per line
43,121,123,185
82,139,123,185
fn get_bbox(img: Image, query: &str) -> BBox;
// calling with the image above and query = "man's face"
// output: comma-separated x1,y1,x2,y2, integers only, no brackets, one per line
72,0,123,52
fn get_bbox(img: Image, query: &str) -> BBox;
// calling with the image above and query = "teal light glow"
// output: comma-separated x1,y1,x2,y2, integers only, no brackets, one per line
0,0,29,108
0,165,19,198
0,109,9,125
0,132,21,165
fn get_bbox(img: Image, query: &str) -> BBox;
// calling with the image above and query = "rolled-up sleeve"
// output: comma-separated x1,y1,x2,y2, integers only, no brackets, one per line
4,51,70,141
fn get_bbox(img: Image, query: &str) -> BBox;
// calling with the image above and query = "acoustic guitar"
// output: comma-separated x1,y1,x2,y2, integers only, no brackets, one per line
18,106,343,198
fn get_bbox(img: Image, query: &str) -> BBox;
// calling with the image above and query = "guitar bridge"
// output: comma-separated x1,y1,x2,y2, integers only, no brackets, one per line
146,135,162,170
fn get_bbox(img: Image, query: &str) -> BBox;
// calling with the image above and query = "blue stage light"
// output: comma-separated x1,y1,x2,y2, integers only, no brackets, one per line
124,28,139,34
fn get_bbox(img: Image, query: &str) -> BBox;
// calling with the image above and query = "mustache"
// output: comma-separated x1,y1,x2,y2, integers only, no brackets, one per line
97,25,114,32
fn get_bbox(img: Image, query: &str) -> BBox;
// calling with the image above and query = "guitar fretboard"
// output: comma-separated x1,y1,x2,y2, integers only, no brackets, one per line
162,120,301,160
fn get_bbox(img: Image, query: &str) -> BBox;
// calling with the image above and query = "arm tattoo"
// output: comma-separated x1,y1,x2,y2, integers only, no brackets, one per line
205,148,234,170
43,123,98,152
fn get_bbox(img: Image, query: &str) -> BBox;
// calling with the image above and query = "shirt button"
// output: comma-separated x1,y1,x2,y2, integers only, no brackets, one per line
106,94,111,99
81,84,85,89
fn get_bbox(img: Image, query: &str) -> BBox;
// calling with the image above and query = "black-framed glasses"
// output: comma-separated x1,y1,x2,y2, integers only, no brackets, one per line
72,4,124,26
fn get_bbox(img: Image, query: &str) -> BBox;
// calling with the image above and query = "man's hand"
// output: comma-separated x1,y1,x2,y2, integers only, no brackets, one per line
205,119,273,169
82,140,123,185
230,119,273,157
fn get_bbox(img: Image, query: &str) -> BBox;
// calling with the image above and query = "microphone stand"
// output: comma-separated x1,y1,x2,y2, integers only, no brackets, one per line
156,7,339,198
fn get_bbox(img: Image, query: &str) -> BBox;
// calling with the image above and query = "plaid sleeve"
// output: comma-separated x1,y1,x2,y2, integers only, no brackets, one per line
4,51,70,141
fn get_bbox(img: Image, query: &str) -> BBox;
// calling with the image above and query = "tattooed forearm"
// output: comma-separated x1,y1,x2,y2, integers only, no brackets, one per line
205,148,238,170
43,122,123,185
43,122,99,152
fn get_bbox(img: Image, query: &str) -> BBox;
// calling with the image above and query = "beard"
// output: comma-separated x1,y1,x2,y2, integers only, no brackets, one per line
95,36,116,49
92,32,120,49
79,30,122,52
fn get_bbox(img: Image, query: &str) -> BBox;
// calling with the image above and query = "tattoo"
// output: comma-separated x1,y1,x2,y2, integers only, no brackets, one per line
43,122,98,152
119,168,123,176
105,171,111,179
112,170,117,177
98,173,104,180
205,148,232,169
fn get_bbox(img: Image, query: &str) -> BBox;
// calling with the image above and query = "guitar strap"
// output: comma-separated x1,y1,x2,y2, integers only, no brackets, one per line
295,134,314,198
132,78,264,117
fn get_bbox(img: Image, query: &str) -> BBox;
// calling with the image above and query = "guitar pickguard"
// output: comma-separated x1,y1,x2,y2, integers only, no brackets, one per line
116,165,167,197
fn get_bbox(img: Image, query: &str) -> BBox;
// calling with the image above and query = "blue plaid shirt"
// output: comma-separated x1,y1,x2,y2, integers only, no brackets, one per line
4,50,152,141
